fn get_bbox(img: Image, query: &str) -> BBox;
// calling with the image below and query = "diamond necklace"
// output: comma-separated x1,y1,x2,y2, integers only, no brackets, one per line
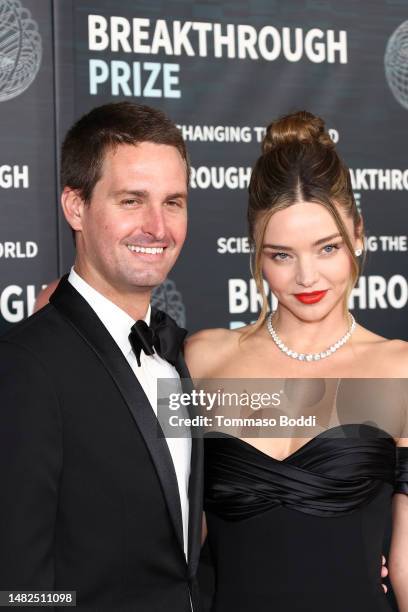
266,311,356,362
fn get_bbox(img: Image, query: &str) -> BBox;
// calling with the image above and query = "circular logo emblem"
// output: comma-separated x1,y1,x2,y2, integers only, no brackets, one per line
0,0,42,102
152,279,186,328
385,20,408,110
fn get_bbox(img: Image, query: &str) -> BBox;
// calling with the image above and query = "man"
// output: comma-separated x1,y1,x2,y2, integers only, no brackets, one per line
0,102,202,610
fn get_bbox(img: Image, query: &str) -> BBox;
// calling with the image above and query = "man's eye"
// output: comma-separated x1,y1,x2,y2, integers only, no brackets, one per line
166,200,181,207
122,199,138,206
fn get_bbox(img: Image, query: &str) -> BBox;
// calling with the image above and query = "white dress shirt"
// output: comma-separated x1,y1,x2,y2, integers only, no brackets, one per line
68,267,191,560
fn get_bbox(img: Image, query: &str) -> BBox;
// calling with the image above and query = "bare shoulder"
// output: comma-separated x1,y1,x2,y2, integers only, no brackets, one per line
352,325,408,376
185,327,239,359
185,323,255,352
184,327,242,378
384,338,408,377
186,327,239,345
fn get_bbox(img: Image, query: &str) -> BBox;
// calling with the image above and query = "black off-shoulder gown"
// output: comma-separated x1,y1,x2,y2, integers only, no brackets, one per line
204,425,408,612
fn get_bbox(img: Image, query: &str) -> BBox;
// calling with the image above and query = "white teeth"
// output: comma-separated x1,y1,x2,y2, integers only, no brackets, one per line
127,245,164,254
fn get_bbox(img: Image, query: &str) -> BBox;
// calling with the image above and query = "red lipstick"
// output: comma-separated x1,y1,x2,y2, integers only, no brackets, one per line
294,290,328,304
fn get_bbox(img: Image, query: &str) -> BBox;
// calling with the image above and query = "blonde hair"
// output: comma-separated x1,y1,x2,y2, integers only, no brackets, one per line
244,111,365,340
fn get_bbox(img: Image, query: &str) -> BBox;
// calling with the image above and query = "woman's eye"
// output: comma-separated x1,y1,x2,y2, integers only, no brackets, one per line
269,244,341,260
272,252,289,261
322,243,340,254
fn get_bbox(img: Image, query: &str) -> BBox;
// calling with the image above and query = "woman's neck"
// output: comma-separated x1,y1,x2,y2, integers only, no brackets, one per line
270,306,353,354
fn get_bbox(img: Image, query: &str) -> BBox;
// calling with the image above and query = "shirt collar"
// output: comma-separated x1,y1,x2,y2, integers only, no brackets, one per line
68,266,151,359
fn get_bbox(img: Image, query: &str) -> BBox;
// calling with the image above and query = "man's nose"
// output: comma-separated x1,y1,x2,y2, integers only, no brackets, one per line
141,205,166,241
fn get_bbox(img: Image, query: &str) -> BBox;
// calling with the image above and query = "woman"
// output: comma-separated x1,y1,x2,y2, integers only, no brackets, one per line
185,112,408,611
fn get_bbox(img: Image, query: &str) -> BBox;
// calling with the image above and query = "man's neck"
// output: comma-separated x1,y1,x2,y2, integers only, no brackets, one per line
73,264,151,322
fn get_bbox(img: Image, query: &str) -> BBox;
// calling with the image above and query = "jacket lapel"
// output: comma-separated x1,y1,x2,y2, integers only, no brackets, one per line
50,276,185,557
174,351,204,577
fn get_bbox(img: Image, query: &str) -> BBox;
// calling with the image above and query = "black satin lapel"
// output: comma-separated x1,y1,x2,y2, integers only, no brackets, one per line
174,350,191,380
187,435,203,576
50,276,185,555
174,351,204,575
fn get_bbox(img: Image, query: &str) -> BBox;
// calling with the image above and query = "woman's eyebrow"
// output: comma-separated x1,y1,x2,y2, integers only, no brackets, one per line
263,233,342,250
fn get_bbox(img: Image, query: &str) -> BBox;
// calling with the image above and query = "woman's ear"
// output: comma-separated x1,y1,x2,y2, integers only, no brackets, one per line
355,215,364,252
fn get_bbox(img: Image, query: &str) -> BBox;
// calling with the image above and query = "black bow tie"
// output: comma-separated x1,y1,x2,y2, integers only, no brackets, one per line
129,309,187,367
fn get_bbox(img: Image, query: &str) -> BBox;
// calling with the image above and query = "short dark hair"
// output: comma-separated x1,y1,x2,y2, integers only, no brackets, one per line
61,101,189,202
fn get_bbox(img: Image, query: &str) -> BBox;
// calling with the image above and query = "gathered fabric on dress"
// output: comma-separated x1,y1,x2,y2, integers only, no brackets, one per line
204,425,408,612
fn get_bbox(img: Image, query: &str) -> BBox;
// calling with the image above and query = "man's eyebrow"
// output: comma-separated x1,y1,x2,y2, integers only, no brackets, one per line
166,192,188,200
110,190,187,199
111,189,148,198
263,233,342,250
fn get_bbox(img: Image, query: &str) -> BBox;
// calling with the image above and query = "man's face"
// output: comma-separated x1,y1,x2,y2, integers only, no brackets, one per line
74,142,188,294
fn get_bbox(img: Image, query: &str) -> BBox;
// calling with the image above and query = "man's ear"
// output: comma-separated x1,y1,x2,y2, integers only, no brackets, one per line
61,187,86,232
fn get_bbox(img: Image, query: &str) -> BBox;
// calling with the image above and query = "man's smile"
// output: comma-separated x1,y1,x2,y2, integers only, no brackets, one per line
126,244,165,254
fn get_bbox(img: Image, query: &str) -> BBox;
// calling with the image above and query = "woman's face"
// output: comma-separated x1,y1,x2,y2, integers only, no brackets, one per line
261,201,362,321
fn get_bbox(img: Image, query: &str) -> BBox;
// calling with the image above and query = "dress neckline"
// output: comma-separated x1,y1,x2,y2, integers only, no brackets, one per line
205,424,395,463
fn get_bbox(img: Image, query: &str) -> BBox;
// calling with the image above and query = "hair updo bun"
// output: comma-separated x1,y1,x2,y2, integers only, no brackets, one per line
262,110,334,154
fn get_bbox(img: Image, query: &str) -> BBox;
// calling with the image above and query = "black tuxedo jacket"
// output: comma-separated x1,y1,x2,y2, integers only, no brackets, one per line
0,276,203,611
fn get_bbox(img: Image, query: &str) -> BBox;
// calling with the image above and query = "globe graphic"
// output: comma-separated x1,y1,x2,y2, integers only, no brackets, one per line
152,279,186,328
385,20,408,110
0,0,42,102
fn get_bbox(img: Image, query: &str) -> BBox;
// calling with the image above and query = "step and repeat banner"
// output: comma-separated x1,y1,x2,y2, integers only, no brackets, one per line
0,0,57,332
0,0,407,340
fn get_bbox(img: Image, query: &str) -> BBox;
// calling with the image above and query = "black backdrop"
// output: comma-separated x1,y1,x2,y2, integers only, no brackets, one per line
0,0,407,338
